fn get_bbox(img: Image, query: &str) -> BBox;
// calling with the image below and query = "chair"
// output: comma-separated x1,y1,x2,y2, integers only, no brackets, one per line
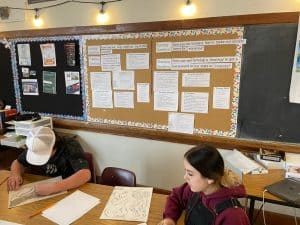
99,167,136,187
83,152,96,183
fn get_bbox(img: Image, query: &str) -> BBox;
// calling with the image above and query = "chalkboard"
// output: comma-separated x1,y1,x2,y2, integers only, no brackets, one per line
237,23,300,143
0,43,16,108
12,37,85,120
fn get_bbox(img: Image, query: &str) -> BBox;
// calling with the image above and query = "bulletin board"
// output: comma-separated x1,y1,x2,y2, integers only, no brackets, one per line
11,36,86,120
83,27,244,137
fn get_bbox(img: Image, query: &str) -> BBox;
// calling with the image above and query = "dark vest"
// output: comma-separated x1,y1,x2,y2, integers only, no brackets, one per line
185,193,242,225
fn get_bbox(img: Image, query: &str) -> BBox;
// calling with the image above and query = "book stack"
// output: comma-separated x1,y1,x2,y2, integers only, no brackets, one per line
259,148,284,162
14,116,53,136
254,148,286,169
219,149,268,179
255,154,285,169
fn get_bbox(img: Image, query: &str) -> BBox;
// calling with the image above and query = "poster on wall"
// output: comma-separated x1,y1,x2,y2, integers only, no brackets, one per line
290,14,300,103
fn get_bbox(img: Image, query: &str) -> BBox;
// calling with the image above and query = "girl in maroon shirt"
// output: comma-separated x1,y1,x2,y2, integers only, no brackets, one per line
158,145,250,225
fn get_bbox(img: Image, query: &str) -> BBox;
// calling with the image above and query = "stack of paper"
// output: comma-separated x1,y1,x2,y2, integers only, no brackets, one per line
42,190,100,225
1,134,26,148
220,149,268,178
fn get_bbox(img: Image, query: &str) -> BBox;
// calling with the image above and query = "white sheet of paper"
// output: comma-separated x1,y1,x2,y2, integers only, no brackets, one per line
100,186,153,222
92,90,113,108
17,44,31,66
0,220,23,225
8,177,66,208
154,91,178,111
188,41,205,52
42,190,100,225
213,87,231,109
126,53,149,70
137,83,150,103
101,54,121,71
181,92,209,113
171,58,191,70
182,73,210,87
156,58,171,70
113,70,135,90
114,91,134,108
168,112,194,134
153,71,178,92
87,45,100,55
172,42,183,52
191,63,232,69
90,72,111,91
88,56,101,67
290,14,300,103
156,42,172,53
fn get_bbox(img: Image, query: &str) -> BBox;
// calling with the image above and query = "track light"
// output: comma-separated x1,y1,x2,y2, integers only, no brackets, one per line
181,0,196,17
33,8,43,27
97,1,109,24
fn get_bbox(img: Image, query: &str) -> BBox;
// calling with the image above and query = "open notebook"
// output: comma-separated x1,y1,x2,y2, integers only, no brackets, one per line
265,178,300,206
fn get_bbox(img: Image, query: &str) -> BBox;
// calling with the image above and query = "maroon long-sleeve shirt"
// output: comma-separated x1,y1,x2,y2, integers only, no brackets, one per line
163,183,250,225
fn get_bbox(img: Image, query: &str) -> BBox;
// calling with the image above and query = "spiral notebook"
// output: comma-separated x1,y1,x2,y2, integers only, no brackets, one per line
265,178,300,206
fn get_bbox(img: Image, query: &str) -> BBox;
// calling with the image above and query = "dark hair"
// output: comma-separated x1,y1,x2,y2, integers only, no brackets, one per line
184,145,224,182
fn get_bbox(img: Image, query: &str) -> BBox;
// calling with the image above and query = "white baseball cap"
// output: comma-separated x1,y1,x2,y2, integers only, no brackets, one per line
26,126,55,166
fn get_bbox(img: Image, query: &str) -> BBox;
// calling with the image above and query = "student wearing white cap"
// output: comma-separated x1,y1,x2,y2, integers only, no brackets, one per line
7,126,91,196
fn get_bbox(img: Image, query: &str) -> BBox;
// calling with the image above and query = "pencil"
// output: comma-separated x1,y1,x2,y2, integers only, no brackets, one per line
0,176,8,186
29,203,55,218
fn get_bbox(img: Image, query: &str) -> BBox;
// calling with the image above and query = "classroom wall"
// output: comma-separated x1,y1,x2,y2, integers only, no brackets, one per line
2,0,300,217
1,0,300,31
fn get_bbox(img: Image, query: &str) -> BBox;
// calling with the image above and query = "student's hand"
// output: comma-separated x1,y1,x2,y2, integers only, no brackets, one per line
7,174,23,191
34,182,57,196
157,218,176,225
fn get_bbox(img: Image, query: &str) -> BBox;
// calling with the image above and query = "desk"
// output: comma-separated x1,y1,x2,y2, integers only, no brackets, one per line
0,170,168,225
243,169,299,224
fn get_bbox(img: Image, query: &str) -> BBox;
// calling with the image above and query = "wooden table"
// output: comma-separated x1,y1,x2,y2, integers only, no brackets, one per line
0,170,168,225
243,169,299,224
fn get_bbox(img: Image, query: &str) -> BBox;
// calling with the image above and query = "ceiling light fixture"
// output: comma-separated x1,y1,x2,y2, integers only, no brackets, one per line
33,8,43,27
97,1,109,24
181,0,196,17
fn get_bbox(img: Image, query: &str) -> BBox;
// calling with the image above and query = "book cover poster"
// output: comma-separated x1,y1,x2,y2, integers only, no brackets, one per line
43,71,56,94
40,43,56,67
22,79,38,95
65,71,80,95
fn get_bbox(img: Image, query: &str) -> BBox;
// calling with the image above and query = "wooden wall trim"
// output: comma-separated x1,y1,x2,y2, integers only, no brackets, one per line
53,119,300,153
0,12,298,38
